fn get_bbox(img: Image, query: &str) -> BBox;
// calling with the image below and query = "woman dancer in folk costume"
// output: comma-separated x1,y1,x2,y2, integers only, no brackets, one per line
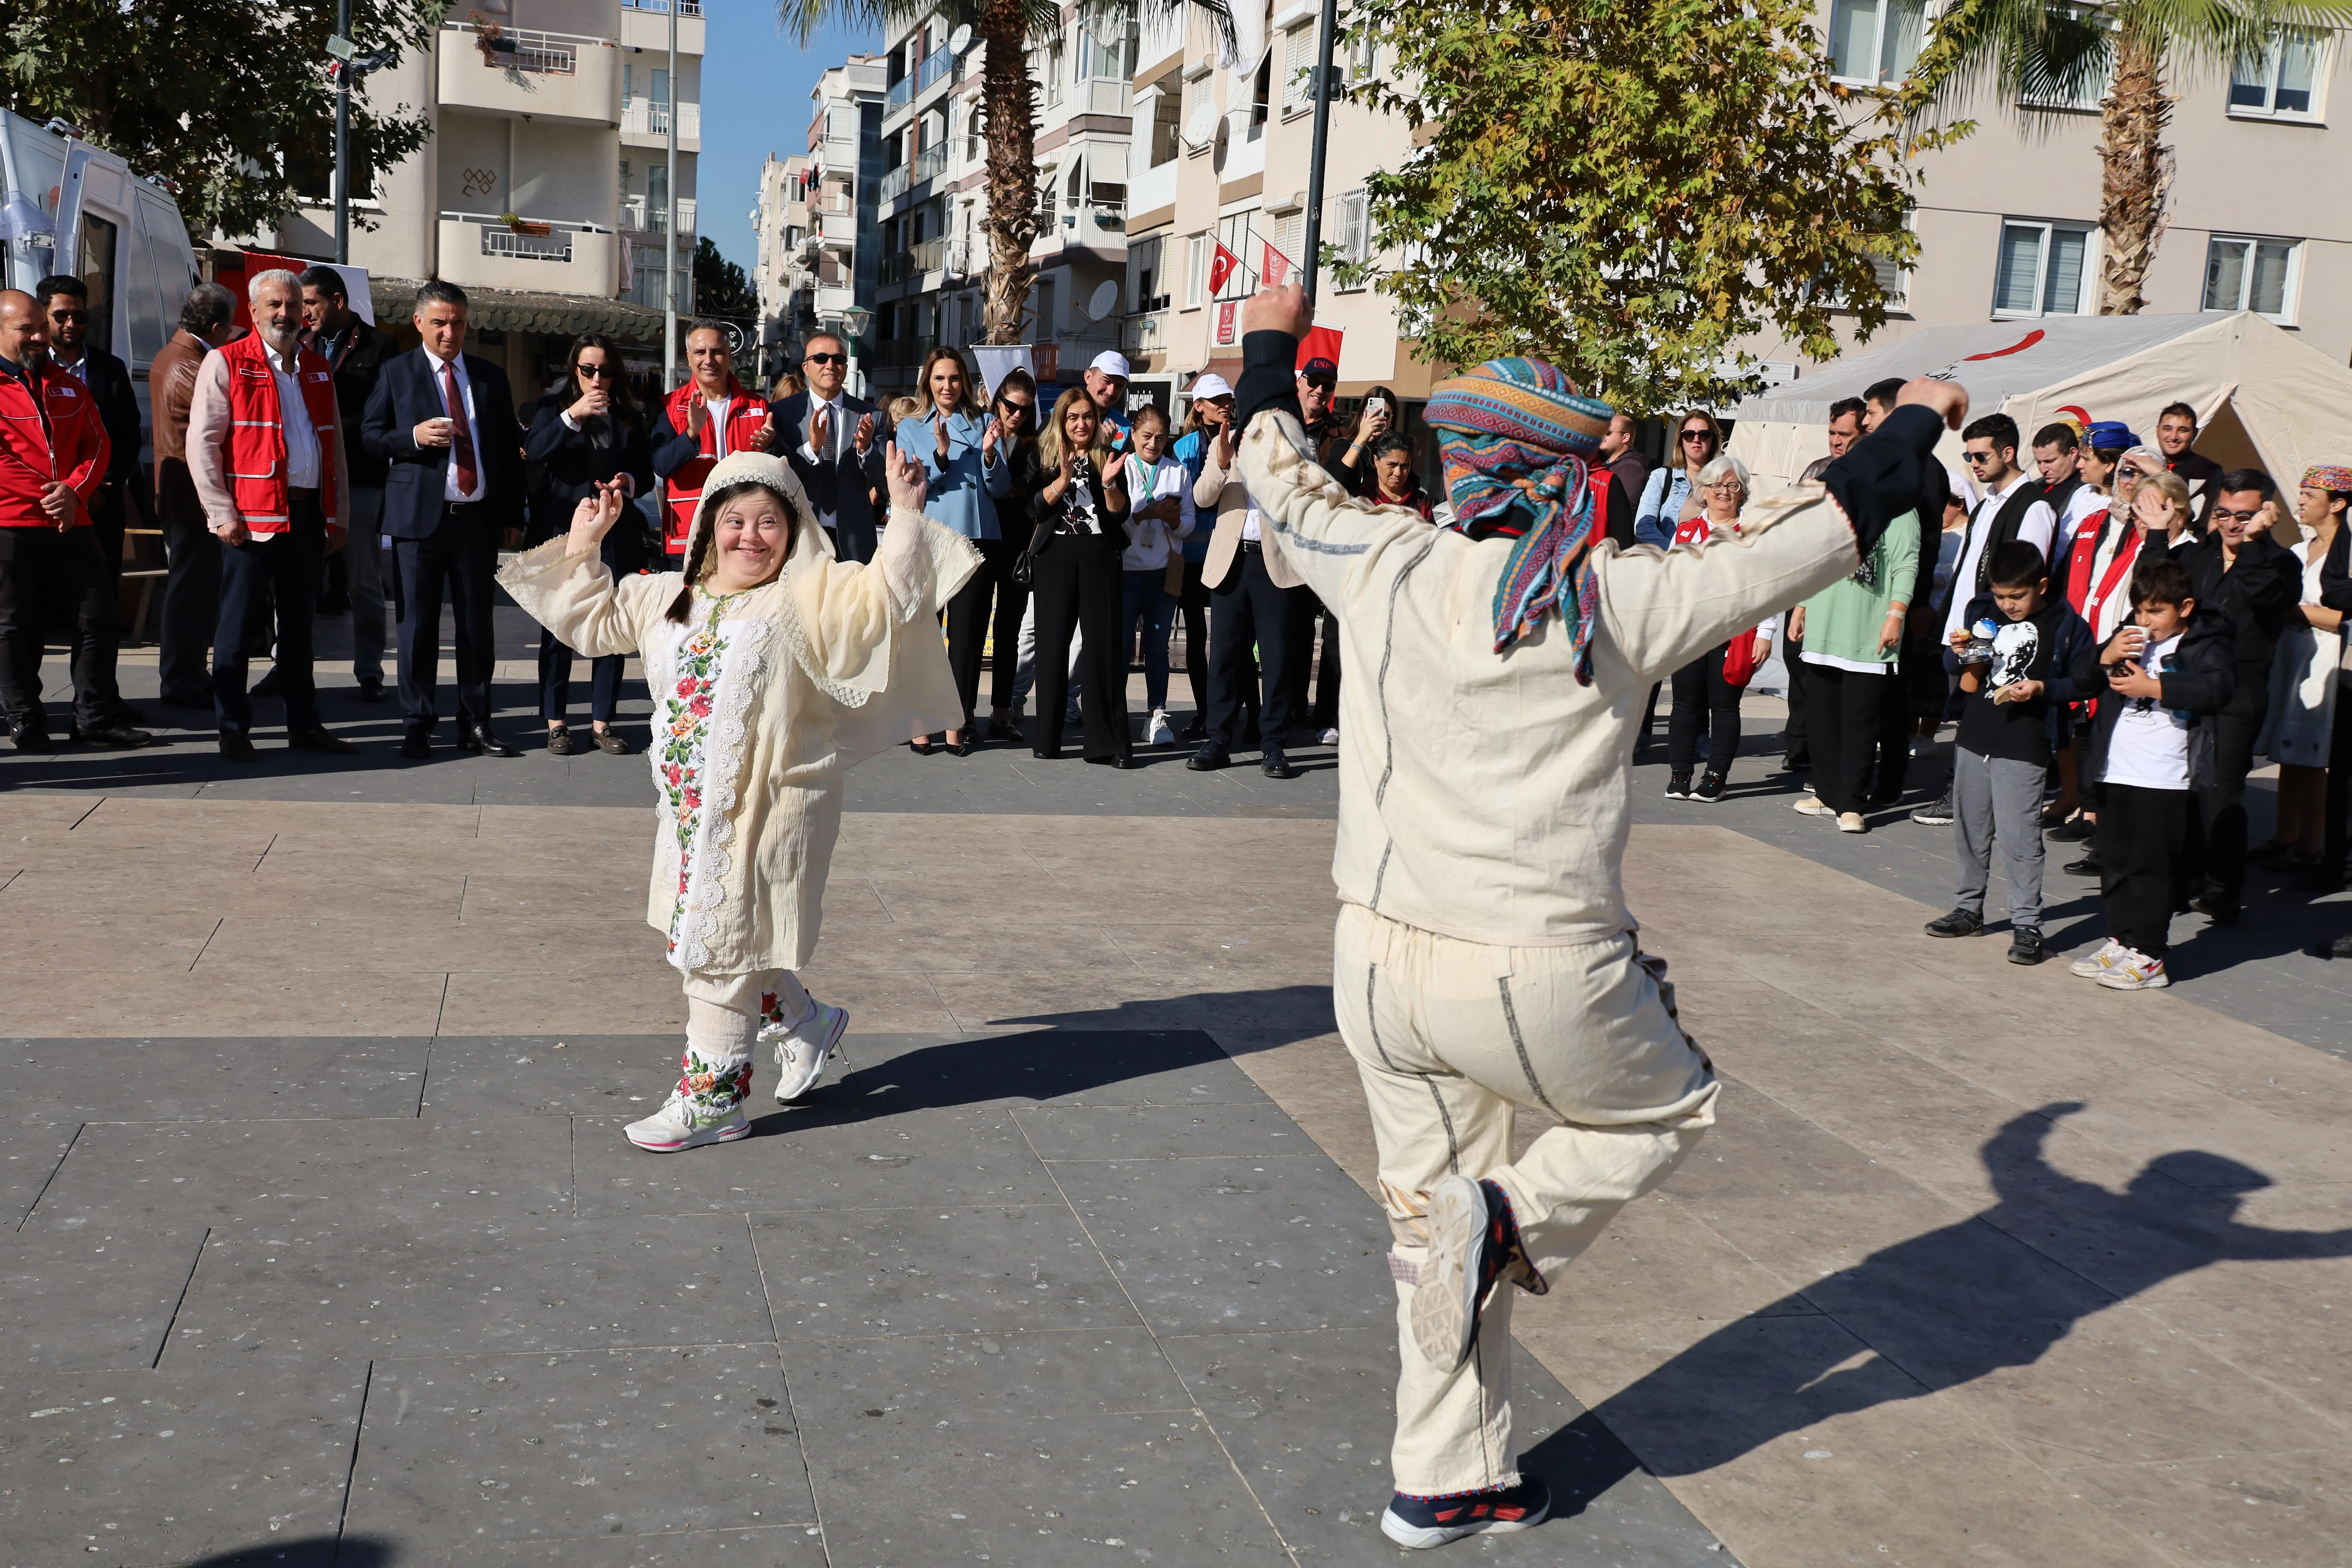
498,446,980,1152
1222,286,1965,1549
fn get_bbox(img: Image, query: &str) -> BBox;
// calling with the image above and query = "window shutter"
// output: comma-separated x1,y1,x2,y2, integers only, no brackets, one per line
1284,26,1314,111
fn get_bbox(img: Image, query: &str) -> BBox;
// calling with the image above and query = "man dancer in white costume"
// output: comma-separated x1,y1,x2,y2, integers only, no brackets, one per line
1223,285,1966,1548
500,447,977,1151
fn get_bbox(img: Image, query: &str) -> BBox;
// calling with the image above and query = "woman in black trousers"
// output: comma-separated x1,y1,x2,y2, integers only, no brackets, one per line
972,370,1041,744
525,334,654,755
1027,387,1132,766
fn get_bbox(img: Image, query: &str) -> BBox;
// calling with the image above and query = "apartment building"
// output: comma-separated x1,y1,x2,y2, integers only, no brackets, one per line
862,5,1141,394
263,0,701,400
752,56,886,389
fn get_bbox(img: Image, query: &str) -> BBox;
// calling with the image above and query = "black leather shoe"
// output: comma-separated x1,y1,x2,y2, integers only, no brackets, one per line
1086,753,1132,769
459,723,521,758
219,733,259,761
289,727,359,755
592,728,634,755
547,725,576,757
2190,895,2240,927
2064,854,2102,878
355,677,387,703
1186,743,1230,772
78,721,152,748
400,732,432,760
1261,746,1296,780
1031,746,1061,761
986,717,1025,743
1179,720,1208,743
159,689,214,711
11,727,54,754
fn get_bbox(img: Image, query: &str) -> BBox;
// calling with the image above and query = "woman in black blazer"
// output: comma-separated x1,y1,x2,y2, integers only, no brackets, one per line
525,334,655,755
1026,387,1133,767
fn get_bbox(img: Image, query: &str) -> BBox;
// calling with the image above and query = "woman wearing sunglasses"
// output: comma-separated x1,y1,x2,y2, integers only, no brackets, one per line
525,333,655,755
1634,410,1723,549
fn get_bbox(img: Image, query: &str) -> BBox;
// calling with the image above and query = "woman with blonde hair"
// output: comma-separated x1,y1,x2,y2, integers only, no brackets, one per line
1634,409,1724,547
1664,453,1775,802
1027,386,1133,764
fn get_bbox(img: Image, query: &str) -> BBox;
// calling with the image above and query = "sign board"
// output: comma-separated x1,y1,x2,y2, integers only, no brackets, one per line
1215,301,1237,346
970,343,1035,399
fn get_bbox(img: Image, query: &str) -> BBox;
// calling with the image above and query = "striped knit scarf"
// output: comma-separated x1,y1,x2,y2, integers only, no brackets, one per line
1425,358,1614,679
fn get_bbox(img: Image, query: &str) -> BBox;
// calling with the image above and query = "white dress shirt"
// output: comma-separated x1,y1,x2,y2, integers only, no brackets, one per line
425,348,487,504
265,341,321,490
1944,470,2053,637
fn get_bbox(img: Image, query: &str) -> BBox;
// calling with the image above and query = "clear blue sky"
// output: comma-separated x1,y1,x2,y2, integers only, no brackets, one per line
701,2,879,280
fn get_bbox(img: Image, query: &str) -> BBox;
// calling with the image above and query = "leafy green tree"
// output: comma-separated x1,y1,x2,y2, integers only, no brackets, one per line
0,0,437,239
1893,0,2352,314
693,235,758,322
1340,0,1945,409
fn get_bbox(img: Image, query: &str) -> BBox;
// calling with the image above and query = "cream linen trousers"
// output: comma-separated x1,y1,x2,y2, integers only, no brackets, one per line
677,969,815,1112
1333,901,1718,1498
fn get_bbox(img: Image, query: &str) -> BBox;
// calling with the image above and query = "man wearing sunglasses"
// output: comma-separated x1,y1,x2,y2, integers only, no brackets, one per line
2138,468,2300,924
772,332,887,562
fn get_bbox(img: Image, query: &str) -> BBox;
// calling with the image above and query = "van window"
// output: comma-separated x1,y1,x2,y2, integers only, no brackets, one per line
75,212,117,358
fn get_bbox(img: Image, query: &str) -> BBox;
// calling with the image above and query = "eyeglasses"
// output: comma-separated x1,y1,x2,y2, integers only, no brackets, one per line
576,363,617,379
805,352,847,367
1703,479,1742,492
1680,430,1713,444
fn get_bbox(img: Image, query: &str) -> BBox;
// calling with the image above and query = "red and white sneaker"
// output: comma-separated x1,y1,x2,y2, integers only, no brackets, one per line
1381,1476,1551,1549
2097,948,2170,990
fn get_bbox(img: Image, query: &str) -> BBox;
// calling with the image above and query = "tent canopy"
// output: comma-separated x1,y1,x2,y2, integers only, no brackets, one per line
1727,312,2352,538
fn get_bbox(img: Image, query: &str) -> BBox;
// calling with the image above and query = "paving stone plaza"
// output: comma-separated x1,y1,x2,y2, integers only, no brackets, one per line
4,623,2350,1567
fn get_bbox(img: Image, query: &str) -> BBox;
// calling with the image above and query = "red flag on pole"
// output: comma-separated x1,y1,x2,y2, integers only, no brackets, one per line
1261,240,1293,289
1209,240,1242,294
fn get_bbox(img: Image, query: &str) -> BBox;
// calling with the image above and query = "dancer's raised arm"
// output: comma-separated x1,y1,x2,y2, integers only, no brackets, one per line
500,483,672,658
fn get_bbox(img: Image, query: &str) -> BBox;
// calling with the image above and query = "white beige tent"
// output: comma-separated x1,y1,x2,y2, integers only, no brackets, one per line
1728,311,2352,542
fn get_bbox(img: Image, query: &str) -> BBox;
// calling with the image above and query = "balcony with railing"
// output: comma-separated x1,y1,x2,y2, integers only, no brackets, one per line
918,43,953,92
1073,78,1134,118
438,23,620,125
619,0,703,51
622,0,700,12
620,194,698,235
795,210,857,253
621,97,701,149
439,211,617,295
885,74,916,115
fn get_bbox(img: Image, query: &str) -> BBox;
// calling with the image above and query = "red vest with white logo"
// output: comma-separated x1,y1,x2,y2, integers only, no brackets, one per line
662,379,770,555
220,332,340,533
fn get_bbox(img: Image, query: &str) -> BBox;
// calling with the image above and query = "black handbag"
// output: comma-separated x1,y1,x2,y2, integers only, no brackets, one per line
1010,527,1043,587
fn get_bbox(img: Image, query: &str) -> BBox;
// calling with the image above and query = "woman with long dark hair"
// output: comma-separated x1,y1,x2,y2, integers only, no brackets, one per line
907,346,1012,755
526,333,655,754
985,369,1042,740
1028,388,1132,765
1333,384,1403,496
1363,432,1435,522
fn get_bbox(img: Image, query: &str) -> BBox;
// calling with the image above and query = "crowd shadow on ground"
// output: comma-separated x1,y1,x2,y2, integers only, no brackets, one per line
176,1536,385,1567
1527,1102,2352,1516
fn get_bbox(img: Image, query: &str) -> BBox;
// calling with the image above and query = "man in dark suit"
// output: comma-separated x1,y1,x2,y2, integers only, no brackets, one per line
38,274,146,732
772,331,886,561
360,280,525,760
301,266,397,701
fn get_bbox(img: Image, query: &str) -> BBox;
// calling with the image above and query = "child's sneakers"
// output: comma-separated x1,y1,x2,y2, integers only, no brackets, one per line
2007,925,2044,965
2070,938,2126,978
2097,948,2169,990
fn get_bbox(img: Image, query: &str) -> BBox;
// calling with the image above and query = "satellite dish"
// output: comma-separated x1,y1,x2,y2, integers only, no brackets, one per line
948,23,972,53
1086,280,1120,320
1212,112,1232,174
1182,99,1218,150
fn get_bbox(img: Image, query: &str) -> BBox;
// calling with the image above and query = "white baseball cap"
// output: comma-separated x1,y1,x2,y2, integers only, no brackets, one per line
1189,372,1234,400
1089,350,1131,380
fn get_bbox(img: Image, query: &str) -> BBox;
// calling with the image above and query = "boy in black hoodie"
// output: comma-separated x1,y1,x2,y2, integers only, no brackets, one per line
2070,558,2237,990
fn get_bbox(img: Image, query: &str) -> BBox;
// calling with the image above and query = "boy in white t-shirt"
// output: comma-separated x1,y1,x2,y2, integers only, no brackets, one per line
2075,558,2237,990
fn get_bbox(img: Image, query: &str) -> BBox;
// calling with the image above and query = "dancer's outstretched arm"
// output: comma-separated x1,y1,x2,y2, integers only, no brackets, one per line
498,484,672,657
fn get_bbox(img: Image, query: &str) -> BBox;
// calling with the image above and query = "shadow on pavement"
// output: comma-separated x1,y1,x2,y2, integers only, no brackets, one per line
173,1536,389,1566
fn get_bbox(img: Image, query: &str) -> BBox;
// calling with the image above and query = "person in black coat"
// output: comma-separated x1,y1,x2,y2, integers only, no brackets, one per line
525,333,654,755
360,281,527,760
300,266,398,696
37,274,145,731
2142,469,2302,923
1026,387,1132,766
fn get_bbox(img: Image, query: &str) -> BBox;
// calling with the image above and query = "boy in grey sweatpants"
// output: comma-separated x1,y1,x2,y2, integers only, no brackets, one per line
1924,541,2093,965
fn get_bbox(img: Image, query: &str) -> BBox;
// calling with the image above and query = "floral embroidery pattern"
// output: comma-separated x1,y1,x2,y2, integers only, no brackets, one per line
660,607,730,962
654,590,769,972
674,1046,752,1118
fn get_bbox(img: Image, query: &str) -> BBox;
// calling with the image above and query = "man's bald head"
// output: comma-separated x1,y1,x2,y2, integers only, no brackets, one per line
0,290,51,368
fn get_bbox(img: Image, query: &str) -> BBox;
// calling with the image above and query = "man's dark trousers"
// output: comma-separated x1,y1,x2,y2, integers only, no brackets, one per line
214,495,325,735
156,458,220,702
1207,544,1309,752
0,524,120,737
392,499,498,737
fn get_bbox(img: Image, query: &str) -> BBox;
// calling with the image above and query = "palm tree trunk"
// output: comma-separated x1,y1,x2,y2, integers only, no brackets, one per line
979,3,1042,344
2096,31,2172,315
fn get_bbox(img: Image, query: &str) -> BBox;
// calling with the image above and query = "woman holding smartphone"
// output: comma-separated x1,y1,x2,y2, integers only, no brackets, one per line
1334,384,1403,497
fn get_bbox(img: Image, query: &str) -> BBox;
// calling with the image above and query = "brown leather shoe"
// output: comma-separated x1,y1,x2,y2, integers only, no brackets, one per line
219,733,259,761
592,727,634,755
547,725,576,756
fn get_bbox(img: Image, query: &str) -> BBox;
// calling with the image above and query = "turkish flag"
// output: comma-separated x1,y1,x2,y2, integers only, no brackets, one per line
1262,241,1292,289
1209,240,1241,294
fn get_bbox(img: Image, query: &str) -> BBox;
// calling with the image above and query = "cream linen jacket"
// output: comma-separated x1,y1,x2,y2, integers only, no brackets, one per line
498,452,979,974
1237,410,1862,948
1194,440,1306,591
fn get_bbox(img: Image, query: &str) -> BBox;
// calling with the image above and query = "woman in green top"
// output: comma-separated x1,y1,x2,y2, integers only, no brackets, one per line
1788,501,1920,831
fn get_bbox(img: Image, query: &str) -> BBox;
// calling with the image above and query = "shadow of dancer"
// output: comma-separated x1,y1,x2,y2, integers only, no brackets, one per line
1528,1102,2352,1510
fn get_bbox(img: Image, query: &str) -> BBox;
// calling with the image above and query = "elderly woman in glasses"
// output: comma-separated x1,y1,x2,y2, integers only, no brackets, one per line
1663,454,1775,802
1634,410,1723,548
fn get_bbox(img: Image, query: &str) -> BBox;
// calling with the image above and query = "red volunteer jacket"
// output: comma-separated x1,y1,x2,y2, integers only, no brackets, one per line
218,332,342,533
659,377,771,555
0,358,109,529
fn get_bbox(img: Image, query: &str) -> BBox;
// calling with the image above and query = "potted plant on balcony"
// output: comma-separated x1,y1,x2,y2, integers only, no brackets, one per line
499,210,554,236
472,17,510,65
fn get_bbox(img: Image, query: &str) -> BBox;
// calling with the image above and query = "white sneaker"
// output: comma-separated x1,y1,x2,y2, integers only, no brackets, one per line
2069,939,2126,978
2097,949,2170,990
1146,709,1175,747
1318,726,1340,745
1836,812,1867,833
769,998,849,1104
624,1093,750,1152
1793,794,1830,816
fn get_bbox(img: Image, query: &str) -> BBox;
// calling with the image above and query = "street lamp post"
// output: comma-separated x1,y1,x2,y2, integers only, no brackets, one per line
840,305,874,401
1297,0,1341,301
663,0,681,389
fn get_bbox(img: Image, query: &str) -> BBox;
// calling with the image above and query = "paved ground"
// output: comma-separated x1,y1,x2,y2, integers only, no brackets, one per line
4,613,2351,1567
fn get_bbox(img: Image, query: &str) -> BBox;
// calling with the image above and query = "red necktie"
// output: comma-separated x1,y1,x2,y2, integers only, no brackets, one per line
442,358,479,497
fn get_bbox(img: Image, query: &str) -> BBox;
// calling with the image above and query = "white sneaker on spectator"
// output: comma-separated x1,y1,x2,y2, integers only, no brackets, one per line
1836,812,1867,833
625,1093,750,1152
768,998,850,1103
2069,939,2126,978
1793,794,1830,816
1146,709,1176,747
2096,949,2170,990
1319,726,1340,745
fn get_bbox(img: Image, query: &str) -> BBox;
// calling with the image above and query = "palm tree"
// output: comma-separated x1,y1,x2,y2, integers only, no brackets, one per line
779,0,1231,343
1896,0,2352,312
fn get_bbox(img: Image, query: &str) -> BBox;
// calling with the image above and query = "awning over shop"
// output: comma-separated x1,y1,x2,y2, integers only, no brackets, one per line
366,277,668,346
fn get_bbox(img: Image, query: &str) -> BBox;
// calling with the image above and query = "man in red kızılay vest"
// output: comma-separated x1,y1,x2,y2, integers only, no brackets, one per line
651,320,774,560
0,288,149,751
187,268,360,760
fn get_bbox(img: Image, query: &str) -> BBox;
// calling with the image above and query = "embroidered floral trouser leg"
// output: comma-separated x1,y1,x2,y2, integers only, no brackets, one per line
678,968,789,1116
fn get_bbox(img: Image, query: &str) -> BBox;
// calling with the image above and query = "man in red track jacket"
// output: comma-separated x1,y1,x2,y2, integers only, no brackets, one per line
0,289,146,750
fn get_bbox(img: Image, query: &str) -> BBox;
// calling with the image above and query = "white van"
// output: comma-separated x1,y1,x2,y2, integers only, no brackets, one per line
0,109,201,433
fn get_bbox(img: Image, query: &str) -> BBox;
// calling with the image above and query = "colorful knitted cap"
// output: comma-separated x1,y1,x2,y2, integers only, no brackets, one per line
1423,358,1614,677
2304,463,2352,493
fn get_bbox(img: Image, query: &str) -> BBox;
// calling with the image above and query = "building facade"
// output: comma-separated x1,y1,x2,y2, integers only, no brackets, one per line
262,0,702,401
752,56,885,390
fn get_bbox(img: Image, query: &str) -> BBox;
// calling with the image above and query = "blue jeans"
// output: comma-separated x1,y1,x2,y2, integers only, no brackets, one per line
1120,568,1174,712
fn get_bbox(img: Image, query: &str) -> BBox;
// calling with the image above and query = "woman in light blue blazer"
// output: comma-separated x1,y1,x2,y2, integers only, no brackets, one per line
911,345,1013,754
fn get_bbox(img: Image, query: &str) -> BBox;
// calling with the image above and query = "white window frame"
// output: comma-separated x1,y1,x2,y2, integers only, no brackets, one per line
1991,218,2095,318
2230,26,2329,120
1185,231,1208,308
2202,233,2304,323
1826,0,1926,87
1281,23,1318,116
1332,188,1370,286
